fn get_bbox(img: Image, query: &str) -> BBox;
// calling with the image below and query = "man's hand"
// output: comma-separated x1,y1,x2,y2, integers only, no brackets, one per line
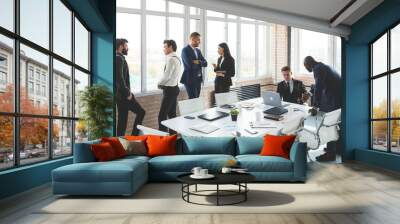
193,59,200,65
127,93,133,100
302,92,310,103
158,85,163,90
212,63,217,69
216,72,225,77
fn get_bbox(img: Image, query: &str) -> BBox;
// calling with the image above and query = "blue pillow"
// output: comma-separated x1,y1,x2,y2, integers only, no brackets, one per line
236,137,263,155
181,136,236,155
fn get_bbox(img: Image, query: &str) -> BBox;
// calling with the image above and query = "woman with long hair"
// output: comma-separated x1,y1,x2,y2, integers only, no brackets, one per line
212,42,235,93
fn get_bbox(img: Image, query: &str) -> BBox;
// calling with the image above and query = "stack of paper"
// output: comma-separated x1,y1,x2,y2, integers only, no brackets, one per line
190,124,220,134
250,121,276,128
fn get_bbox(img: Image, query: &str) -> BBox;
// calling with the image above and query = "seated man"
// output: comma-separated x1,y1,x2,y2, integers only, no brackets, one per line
277,66,309,104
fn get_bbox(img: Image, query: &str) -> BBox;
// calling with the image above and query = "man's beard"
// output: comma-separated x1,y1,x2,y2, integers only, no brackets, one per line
122,49,128,55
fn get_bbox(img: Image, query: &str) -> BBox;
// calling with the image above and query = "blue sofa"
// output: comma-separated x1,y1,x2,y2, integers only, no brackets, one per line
52,136,307,196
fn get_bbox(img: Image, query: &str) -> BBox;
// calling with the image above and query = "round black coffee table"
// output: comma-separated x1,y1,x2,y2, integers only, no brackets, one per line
177,173,255,206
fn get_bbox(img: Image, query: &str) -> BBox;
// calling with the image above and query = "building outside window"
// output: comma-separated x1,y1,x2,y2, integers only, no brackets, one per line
0,0,91,170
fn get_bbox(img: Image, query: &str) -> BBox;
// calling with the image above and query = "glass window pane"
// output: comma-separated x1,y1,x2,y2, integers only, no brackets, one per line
53,0,72,60
146,0,165,12
117,13,141,93
53,119,72,157
20,44,49,115
335,36,342,73
190,7,200,15
75,18,89,70
372,121,388,151
0,35,14,113
0,116,13,170
146,15,165,91
206,20,225,82
74,69,89,118
20,0,49,49
391,120,400,153
372,33,387,76
372,77,387,119
75,120,88,143
258,25,269,76
0,0,14,31
392,72,400,118
241,17,254,21
391,24,400,70
190,19,201,34
53,59,72,117
20,117,49,165
117,0,140,9
207,10,224,18
168,17,184,57
227,22,237,59
169,2,184,14
240,23,255,78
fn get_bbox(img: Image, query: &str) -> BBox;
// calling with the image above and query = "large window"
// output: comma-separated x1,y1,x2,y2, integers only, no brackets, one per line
370,23,400,153
290,28,341,83
117,0,275,93
0,0,91,170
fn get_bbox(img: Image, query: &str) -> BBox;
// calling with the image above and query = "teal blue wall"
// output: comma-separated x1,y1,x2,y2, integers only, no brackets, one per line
0,0,116,200
344,0,400,171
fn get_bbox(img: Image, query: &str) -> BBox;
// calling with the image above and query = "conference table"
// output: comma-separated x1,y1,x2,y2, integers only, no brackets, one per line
161,97,314,137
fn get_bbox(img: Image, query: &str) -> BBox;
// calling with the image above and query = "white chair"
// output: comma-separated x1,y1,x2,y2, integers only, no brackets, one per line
137,125,169,136
279,114,305,136
298,109,341,159
178,98,205,115
214,92,239,107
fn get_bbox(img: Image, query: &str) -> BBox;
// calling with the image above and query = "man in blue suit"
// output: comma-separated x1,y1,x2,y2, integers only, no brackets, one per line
180,32,208,98
304,56,341,162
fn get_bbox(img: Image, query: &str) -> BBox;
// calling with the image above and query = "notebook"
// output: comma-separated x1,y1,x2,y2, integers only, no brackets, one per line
198,111,229,121
189,124,220,134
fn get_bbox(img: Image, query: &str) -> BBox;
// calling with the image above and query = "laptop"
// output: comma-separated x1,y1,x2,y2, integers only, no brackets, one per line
261,91,288,115
198,111,230,121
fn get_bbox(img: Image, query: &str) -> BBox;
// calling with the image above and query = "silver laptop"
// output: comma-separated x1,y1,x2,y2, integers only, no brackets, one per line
261,91,282,107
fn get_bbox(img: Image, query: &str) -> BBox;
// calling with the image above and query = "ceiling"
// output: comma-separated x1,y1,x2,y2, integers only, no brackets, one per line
221,0,382,26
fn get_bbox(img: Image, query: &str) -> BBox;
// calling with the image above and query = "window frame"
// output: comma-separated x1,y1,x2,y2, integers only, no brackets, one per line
116,0,273,94
369,21,400,154
0,0,92,171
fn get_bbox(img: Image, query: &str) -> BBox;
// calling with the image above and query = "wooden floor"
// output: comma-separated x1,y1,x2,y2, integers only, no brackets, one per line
1,161,400,224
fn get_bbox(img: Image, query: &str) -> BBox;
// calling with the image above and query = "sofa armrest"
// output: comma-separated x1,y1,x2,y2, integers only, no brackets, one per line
289,142,307,181
73,140,100,163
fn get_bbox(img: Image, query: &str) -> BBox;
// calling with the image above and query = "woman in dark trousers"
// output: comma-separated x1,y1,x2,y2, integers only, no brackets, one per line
212,43,235,93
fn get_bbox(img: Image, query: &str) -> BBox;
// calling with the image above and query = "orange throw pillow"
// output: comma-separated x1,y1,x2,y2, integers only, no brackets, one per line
91,142,117,162
124,135,150,141
146,135,177,157
101,137,126,158
259,135,296,159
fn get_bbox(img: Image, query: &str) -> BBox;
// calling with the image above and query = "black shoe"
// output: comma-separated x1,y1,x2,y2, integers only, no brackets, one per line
316,152,335,162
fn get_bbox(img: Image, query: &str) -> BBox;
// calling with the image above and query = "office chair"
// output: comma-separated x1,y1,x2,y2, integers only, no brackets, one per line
214,91,239,107
298,109,341,161
178,97,205,115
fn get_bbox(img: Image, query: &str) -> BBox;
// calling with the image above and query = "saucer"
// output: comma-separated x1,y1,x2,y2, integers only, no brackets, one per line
190,174,215,179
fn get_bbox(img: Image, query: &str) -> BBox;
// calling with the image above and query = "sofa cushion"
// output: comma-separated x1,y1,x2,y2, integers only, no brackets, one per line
181,136,236,155
236,137,263,155
91,142,118,162
236,155,293,172
52,158,147,183
147,135,177,157
101,137,127,158
149,154,235,172
73,140,100,163
260,135,296,159
119,138,147,156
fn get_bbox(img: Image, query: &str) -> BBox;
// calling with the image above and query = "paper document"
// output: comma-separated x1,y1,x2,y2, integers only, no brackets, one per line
190,124,220,134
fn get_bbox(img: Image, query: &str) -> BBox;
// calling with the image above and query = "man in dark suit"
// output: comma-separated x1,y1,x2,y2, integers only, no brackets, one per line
304,56,341,162
276,66,309,104
180,32,208,99
115,38,145,136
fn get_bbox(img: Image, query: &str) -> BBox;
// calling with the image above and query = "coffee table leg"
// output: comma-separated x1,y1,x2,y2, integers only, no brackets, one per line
245,183,247,201
217,184,219,206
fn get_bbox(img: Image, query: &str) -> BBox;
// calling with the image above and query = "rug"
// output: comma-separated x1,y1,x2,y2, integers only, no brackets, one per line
37,183,362,214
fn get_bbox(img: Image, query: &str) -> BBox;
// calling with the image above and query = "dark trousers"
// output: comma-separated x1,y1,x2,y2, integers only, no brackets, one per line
184,82,201,99
214,80,230,93
117,96,145,136
158,86,180,132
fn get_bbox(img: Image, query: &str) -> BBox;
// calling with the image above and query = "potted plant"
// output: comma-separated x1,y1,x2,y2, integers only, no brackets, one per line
79,84,113,140
230,108,239,121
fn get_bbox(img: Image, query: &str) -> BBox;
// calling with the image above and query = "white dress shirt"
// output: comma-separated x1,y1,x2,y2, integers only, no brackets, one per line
190,45,198,59
158,52,181,87
286,79,294,93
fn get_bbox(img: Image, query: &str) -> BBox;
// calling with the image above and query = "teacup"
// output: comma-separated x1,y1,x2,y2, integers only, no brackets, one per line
199,169,208,176
221,167,232,174
191,167,202,176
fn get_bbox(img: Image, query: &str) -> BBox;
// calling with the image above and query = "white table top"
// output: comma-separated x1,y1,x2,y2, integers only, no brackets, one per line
161,98,313,137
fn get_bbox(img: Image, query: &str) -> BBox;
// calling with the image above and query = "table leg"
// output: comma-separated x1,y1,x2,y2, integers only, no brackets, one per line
217,184,219,206
245,183,247,201
195,184,198,192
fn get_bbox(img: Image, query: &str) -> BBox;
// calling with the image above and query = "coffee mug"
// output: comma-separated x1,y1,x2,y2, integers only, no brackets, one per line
199,169,208,176
221,167,232,174
191,167,202,176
